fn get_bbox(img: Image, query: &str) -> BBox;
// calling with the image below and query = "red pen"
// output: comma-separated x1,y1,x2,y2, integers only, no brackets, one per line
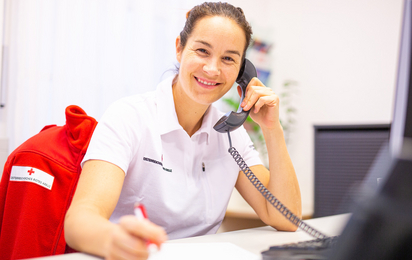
134,203,159,253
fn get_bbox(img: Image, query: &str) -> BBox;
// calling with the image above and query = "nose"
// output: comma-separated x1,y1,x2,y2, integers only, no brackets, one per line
203,59,220,76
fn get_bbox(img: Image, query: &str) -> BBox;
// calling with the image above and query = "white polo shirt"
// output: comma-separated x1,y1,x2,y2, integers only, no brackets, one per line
83,76,262,239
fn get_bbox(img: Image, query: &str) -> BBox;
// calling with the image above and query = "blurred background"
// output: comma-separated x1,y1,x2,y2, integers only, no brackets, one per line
0,0,404,229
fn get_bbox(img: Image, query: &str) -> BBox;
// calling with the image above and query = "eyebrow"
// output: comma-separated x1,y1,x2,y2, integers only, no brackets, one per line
195,40,241,57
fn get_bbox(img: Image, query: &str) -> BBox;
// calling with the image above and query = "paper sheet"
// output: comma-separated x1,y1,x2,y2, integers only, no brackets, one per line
149,242,260,260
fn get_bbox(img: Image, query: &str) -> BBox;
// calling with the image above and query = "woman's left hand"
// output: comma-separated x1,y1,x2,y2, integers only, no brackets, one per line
239,77,281,130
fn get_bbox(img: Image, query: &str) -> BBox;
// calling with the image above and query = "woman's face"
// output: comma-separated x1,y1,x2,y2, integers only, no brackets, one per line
175,16,246,107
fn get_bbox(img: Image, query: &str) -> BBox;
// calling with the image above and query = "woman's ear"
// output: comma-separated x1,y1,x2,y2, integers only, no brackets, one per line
175,36,182,63
237,85,242,97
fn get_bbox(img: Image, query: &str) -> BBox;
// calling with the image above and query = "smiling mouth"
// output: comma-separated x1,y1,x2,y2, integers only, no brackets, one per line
195,76,220,86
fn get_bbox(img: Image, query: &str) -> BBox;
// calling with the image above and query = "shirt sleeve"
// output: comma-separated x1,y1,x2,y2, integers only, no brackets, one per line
233,126,264,168
82,98,139,175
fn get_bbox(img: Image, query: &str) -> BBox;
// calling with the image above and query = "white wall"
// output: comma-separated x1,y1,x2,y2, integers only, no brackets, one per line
0,0,6,138
230,0,404,215
0,0,7,179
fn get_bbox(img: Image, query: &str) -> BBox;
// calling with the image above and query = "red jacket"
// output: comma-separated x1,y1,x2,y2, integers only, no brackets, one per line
0,105,97,259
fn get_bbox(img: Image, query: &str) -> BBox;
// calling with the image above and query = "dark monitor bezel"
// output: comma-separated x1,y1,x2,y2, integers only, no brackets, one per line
390,0,412,159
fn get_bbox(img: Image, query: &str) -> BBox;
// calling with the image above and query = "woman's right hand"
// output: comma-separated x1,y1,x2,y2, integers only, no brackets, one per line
65,160,168,260
106,215,168,260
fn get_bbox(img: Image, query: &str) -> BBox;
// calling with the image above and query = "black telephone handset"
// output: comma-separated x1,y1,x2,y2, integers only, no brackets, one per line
213,59,257,133
213,59,328,239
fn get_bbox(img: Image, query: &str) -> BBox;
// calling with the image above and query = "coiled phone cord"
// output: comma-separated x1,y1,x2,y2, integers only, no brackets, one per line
227,131,328,239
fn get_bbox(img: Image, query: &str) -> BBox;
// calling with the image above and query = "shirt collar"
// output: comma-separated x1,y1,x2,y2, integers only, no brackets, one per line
194,106,213,143
156,76,182,135
156,75,212,144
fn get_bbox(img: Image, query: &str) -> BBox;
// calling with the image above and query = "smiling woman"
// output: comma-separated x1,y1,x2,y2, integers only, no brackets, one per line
172,15,246,134
64,2,301,260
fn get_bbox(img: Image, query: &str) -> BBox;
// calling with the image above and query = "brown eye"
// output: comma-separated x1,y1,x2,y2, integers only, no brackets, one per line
197,49,209,55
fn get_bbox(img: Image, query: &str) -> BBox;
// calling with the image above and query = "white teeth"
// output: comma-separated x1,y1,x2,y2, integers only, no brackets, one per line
197,78,217,86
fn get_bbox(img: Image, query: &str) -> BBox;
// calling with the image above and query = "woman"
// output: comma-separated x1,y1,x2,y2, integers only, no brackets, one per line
64,2,302,260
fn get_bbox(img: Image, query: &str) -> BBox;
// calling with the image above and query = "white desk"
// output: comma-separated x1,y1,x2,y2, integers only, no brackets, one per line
29,214,350,260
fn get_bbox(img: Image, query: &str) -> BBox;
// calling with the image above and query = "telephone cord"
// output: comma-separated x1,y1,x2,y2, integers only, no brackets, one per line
227,131,327,239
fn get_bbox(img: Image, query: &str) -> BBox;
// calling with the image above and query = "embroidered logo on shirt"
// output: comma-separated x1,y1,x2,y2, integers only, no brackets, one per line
10,166,54,190
143,157,172,172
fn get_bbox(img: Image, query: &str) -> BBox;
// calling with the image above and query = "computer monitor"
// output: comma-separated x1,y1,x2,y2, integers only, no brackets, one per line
331,0,412,259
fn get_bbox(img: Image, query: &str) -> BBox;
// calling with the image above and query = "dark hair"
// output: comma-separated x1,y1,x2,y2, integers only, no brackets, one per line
179,2,253,58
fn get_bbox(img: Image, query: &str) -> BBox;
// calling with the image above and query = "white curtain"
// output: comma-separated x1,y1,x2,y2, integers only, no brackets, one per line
5,0,205,151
